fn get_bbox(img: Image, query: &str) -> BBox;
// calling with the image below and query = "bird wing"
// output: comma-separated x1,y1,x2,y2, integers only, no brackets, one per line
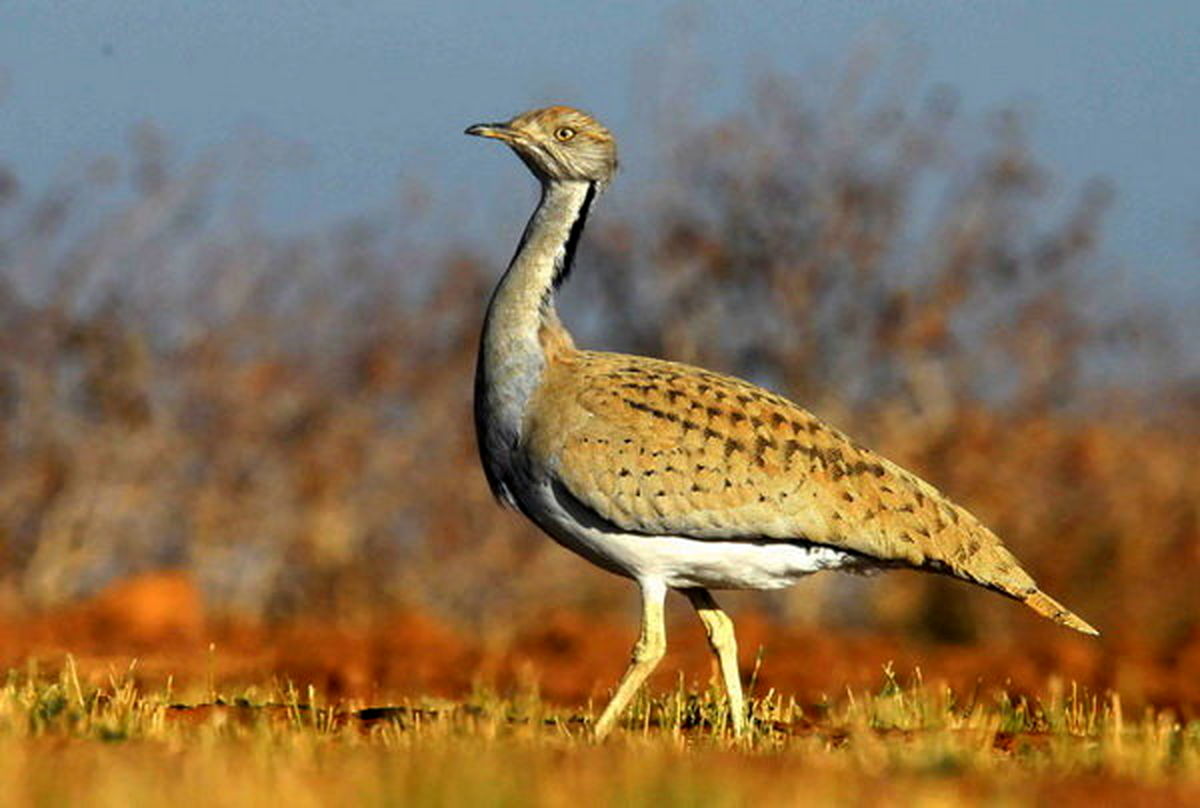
532,351,1037,597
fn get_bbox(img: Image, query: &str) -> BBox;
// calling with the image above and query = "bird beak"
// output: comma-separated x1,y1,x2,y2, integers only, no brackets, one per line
465,122,521,143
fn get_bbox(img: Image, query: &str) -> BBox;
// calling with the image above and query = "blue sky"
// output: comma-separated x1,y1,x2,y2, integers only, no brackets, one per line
1,2,1197,315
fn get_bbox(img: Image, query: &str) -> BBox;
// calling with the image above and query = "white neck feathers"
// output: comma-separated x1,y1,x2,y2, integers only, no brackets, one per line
474,179,595,501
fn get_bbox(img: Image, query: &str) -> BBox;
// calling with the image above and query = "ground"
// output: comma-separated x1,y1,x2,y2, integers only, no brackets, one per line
2,662,1198,806
1,574,1199,805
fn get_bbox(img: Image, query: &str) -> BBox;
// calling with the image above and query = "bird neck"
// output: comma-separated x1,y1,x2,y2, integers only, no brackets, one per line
475,179,595,485
480,177,594,375
489,178,594,342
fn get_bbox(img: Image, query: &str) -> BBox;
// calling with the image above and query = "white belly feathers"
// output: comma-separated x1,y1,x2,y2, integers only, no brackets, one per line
517,476,863,590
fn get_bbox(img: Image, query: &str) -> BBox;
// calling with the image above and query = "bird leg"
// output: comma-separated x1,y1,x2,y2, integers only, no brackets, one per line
593,579,667,740
684,588,747,737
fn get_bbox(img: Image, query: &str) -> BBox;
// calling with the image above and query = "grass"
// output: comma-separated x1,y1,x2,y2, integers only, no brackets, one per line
2,660,1198,806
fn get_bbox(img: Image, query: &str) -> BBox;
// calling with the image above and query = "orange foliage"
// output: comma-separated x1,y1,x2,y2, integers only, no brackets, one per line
0,68,1195,706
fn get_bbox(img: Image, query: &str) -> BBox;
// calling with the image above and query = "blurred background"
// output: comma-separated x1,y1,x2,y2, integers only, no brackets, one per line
0,3,1196,706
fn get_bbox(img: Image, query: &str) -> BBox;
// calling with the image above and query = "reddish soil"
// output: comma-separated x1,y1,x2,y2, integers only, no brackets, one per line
3,572,1199,718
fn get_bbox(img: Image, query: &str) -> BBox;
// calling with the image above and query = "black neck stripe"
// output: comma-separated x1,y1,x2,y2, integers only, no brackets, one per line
553,181,597,289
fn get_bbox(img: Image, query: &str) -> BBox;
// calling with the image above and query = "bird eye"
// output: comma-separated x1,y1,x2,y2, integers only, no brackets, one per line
554,127,576,142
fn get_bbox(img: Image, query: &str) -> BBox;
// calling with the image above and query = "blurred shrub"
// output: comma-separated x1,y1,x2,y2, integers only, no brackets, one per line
0,68,1195,662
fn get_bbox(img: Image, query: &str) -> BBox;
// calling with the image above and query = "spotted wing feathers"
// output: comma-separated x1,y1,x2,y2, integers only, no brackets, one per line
533,351,1096,635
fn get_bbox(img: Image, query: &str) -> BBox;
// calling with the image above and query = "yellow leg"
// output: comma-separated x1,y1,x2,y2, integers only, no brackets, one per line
684,588,747,737
593,579,667,740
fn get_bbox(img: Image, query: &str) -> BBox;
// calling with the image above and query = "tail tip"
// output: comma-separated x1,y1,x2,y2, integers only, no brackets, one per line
1024,590,1100,637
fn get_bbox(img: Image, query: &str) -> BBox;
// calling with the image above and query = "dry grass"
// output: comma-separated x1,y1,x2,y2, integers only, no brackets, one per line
2,663,1198,806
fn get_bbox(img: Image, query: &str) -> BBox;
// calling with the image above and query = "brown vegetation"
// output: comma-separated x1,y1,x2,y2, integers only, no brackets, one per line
0,70,1196,714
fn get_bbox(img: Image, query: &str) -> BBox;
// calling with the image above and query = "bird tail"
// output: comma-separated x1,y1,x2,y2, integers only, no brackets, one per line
1023,589,1099,636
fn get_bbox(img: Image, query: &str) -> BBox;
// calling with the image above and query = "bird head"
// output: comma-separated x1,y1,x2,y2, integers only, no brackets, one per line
466,105,618,188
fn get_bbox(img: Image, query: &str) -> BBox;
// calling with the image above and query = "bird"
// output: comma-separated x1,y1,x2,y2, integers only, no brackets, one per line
465,104,1097,740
